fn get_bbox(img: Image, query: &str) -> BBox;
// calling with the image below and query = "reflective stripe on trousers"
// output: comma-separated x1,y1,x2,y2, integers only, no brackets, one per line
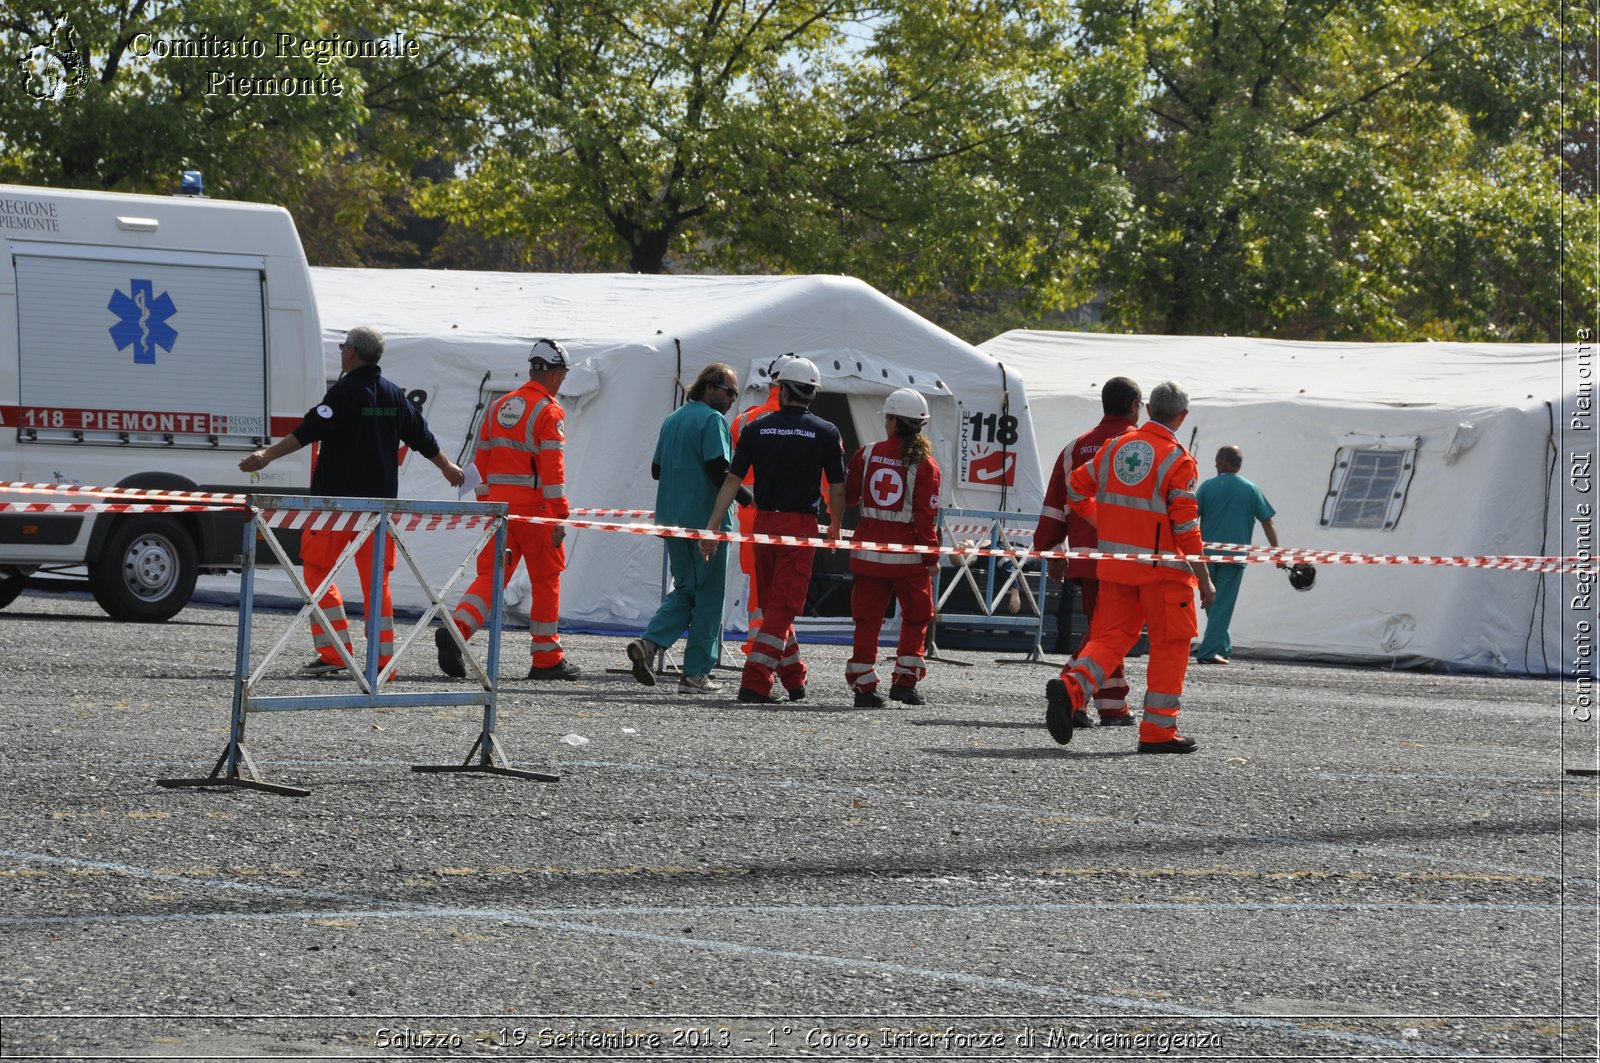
740,511,816,697
452,512,566,665
302,527,396,668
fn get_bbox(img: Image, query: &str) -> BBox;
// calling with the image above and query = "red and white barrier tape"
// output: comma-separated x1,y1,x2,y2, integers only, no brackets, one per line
0,500,240,515
0,481,245,506
504,514,1593,575
254,509,496,533
570,506,655,519
1,483,1588,574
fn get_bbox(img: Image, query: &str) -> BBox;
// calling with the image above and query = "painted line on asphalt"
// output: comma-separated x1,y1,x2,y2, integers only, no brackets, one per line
0,861,1562,887
0,849,1538,1061
0,897,1578,930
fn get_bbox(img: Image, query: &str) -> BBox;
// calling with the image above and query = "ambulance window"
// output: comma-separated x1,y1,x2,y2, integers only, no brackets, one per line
1321,445,1415,530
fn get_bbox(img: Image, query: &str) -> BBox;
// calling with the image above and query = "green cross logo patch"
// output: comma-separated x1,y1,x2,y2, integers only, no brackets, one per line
1114,439,1156,486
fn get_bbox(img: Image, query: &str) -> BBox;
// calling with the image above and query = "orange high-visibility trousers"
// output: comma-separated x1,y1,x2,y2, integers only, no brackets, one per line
1072,576,1131,710
452,519,566,667
1058,579,1198,743
301,527,396,669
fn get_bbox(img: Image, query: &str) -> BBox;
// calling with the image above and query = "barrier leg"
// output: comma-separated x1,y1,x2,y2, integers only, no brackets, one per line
924,556,972,668
413,515,558,784
997,562,1056,667
158,511,310,797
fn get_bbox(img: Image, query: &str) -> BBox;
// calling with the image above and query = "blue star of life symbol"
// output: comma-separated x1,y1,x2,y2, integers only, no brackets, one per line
108,279,178,364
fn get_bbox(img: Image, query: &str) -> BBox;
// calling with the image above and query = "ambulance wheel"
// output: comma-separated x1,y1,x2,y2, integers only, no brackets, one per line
90,517,198,623
0,570,28,611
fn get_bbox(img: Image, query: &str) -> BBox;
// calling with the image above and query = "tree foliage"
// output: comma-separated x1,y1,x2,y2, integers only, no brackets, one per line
418,0,869,274
1,0,493,256
1079,0,1588,340
1,0,1585,341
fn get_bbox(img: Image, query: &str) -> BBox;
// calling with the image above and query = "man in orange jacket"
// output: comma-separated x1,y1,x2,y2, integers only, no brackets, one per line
437,339,580,680
1034,376,1141,728
1046,380,1215,753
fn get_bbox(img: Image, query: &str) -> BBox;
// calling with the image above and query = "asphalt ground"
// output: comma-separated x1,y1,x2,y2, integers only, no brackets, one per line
0,586,1596,1062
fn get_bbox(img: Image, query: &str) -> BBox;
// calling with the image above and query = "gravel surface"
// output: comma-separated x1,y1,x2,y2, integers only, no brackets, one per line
0,587,1595,1061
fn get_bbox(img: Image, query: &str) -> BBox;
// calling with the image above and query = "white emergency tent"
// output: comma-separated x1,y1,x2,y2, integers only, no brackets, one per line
233,269,1046,634
981,329,1578,676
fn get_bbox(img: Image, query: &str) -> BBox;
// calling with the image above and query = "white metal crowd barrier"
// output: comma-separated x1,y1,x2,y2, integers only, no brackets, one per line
156,494,556,797
930,508,1051,665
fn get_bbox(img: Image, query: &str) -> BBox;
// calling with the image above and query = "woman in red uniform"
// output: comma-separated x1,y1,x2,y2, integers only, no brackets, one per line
845,388,941,707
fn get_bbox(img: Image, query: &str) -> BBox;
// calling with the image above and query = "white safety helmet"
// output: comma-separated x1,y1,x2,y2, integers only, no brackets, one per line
775,357,820,396
882,388,929,426
766,352,795,379
528,337,569,370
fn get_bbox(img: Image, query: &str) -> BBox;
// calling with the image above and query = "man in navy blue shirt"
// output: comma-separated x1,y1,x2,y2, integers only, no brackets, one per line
701,358,846,704
241,326,463,675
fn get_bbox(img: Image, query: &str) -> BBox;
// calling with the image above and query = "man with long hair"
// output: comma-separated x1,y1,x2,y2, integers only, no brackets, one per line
627,362,749,693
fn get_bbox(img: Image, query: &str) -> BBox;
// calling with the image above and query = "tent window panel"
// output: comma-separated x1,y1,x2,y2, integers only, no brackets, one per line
1322,446,1416,530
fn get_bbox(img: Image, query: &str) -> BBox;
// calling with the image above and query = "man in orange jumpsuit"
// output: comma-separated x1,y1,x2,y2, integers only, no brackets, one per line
1034,376,1141,728
728,353,792,653
1046,380,1215,753
437,339,580,680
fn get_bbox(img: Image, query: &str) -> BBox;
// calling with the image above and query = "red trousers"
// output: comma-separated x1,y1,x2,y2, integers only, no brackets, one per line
452,517,566,666
737,503,761,654
741,511,815,696
1072,576,1130,710
301,527,395,669
847,568,934,692
1059,579,1198,743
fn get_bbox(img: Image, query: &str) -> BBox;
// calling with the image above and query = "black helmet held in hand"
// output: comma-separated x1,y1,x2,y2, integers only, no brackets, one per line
1287,563,1317,591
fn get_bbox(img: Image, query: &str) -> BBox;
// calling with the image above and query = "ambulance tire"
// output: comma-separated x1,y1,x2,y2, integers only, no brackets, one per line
90,517,198,623
0,571,27,611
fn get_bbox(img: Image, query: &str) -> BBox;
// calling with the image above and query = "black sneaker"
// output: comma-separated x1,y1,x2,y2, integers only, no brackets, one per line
1138,735,1198,754
1044,678,1075,745
301,659,342,677
888,684,925,706
625,638,657,687
737,687,778,704
786,685,806,702
1072,708,1095,729
528,660,582,681
853,689,885,709
434,627,466,679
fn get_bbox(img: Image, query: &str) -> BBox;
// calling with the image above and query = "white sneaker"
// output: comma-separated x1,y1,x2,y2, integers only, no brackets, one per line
678,673,721,694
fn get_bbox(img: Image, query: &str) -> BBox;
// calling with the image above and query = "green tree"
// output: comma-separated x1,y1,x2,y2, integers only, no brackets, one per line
1078,0,1588,340
419,0,869,274
1,0,492,259
724,0,1141,323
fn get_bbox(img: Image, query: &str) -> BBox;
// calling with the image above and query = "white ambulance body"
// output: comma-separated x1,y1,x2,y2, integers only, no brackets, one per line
0,183,321,620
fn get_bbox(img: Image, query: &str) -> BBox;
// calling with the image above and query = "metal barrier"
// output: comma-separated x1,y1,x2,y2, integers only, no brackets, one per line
930,507,1051,665
157,495,557,797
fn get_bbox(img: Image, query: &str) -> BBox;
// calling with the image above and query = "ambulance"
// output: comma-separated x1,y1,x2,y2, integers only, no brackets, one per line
0,182,322,620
